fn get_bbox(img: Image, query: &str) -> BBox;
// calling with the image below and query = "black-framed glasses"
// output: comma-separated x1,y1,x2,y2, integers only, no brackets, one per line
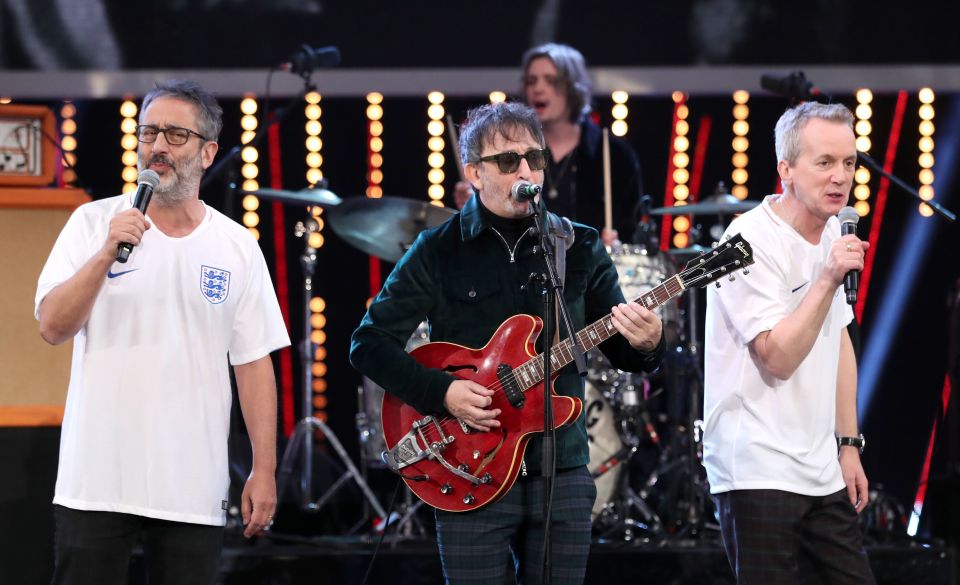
135,124,209,145
476,148,549,174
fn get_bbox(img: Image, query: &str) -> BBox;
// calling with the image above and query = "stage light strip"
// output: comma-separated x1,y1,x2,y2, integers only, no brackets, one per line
366,92,384,300
659,92,685,251
731,90,749,200
853,89,874,216
59,101,77,187
857,90,908,321
859,96,960,422
240,94,260,240
611,91,629,137
907,373,953,536
119,98,138,194
427,91,446,207
310,297,329,425
917,88,936,217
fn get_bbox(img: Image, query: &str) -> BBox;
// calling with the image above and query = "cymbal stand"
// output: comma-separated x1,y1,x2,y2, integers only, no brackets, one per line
276,216,387,529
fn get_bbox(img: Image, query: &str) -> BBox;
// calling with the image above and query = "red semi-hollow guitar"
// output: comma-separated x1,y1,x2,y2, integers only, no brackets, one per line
380,234,754,512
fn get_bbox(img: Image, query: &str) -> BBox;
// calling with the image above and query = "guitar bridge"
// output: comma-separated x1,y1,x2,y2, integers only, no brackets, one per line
383,415,485,486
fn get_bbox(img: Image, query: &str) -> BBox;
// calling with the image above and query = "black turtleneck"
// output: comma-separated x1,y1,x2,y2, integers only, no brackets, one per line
476,195,535,249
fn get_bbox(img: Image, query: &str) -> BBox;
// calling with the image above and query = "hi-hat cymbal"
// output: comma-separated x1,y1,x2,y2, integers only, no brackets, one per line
649,194,758,216
243,187,342,207
328,196,456,263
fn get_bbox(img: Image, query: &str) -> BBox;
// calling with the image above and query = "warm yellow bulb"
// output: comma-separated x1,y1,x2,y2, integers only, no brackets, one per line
242,179,259,192
611,90,629,104
366,92,383,105
367,104,384,121
305,104,321,120
122,166,138,183
306,120,322,136
673,184,689,200
369,169,384,184
673,232,689,248
241,115,258,131
919,152,934,169
919,169,934,184
611,104,628,120
732,152,748,168
242,195,260,211
854,200,871,216
677,105,689,120
305,91,321,105
427,104,445,121
732,90,749,104
856,89,873,104
427,91,445,105
611,120,628,136
427,120,445,137
242,163,259,179
732,136,749,153
60,135,76,152
671,91,685,103
855,168,871,184
732,168,748,185
733,120,750,136
673,168,690,184
311,330,327,345
369,120,383,137
489,91,507,103
306,136,322,152
428,136,445,152
428,184,445,199
854,184,870,200
366,185,383,198
673,152,690,168
919,202,933,217
241,146,259,163
241,131,256,145
240,98,258,115
243,211,260,227
309,296,327,312
428,152,445,168
919,137,934,153
307,168,323,185
121,151,137,166
60,102,76,117
60,119,77,135
673,216,691,231
306,152,323,168
855,104,872,119
674,136,689,152
428,168,445,184
919,185,934,200
123,182,137,194
855,120,872,136
120,101,138,118
121,134,139,150
675,120,689,137
919,120,935,136
919,104,935,121
370,137,383,153
370,153,383,167
733,104,749,120
732,185,748,199
856,136,872,152
918,88,935,104
314,346,327,361
307,232,324,249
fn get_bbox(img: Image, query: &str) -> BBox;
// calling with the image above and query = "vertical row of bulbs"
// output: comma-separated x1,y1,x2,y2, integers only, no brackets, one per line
119,99,139,194
731,90,749,200
426,91,446,207
852,90,874,216
917,88,936,217
670,92,692,249
239,95,260,239
366,92,384,199
610,91,629,137
59,101,78,186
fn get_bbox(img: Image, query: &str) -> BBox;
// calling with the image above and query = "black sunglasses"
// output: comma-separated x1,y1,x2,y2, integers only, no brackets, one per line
476,148,549,174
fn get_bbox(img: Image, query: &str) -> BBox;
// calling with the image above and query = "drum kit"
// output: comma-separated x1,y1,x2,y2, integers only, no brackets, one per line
256,184,757,543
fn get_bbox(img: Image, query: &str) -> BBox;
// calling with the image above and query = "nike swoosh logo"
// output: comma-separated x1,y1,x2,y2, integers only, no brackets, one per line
107,268,139,279
791,282,808,293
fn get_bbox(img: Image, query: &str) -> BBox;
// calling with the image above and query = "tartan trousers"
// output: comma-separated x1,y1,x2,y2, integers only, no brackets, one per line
713,488,876,585
435,465,596,585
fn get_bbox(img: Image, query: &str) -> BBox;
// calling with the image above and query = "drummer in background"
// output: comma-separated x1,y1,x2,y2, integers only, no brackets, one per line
454,43,645,248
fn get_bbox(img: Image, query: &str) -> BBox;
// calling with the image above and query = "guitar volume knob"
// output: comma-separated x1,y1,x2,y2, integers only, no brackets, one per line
463,494,475,505
440,483,453,495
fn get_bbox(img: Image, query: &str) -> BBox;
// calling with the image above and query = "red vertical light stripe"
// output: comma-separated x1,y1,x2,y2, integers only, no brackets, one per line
369,257,382,298
912,374,953,521
688,115,712,203
660,99,683,251
267,120,295,436
856,90,908,321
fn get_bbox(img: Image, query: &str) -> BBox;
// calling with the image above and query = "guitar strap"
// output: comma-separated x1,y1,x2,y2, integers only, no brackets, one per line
546,212,575,343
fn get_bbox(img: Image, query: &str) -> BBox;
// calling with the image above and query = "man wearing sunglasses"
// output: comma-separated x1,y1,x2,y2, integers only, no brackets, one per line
351,101,665,584
36,79,289,584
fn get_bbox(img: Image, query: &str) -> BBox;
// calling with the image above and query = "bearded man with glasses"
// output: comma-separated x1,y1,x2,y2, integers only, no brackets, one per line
351,101,665,585
35,79,290,585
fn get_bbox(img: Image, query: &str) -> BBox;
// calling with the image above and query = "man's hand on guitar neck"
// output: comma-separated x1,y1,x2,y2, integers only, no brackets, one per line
444,380,502,432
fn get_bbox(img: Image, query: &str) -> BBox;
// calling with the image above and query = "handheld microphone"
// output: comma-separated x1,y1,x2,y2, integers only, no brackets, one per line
838,206,860,305
116,169,160,264
760,71,820,101
280,45,341,75
511,181,542,202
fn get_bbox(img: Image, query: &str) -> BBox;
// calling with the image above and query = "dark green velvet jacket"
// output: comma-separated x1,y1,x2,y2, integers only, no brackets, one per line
349,195,665,472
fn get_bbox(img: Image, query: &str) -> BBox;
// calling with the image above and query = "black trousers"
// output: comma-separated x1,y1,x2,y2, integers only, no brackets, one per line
713,489,876,585
51,505,223,585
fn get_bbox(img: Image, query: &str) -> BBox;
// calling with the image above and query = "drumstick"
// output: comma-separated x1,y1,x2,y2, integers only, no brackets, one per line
602,127,613,233
446,114,467,181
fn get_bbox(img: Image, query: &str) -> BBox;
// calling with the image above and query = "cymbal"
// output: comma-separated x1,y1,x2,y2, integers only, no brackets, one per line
243,187,342,207
649,194,758,216
328,196,456,263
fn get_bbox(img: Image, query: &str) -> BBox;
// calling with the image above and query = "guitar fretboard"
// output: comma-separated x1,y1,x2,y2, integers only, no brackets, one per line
511,273,685,391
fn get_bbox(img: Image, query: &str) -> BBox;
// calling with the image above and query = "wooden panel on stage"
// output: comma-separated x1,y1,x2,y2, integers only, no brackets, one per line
0,188,90,426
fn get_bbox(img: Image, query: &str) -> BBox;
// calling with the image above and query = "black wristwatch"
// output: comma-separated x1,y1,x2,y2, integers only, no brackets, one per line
837,434,866,454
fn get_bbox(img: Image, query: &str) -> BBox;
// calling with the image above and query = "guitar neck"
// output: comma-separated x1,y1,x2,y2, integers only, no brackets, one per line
514,273,685,390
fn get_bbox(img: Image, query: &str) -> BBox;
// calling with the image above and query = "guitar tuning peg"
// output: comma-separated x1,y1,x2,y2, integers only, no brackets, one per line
742,267,750,275
728,274,736,282
715,281,722,288
711,241,719,249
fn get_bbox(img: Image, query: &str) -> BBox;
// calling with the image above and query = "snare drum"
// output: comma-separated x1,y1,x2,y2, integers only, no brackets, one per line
358,320,431,466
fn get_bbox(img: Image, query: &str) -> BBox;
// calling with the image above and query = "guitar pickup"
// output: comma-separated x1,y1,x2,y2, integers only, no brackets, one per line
496,364,525,408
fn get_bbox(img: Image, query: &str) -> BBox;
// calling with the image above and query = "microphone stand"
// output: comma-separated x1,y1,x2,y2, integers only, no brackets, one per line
856,152,955,222
528,194,587,585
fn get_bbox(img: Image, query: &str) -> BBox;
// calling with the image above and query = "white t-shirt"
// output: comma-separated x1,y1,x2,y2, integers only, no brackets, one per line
703,195,853,496
36,194,290,525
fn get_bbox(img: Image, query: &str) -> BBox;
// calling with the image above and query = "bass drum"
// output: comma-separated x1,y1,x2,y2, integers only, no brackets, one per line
584,380,625,521
358,321,431,467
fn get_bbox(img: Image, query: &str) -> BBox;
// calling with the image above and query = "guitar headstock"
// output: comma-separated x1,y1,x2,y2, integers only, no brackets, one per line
677,233,755,290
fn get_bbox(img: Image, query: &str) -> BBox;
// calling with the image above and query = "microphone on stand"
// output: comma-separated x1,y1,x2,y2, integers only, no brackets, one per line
116,169,160,263
838,206,860,305
511,181,542,202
